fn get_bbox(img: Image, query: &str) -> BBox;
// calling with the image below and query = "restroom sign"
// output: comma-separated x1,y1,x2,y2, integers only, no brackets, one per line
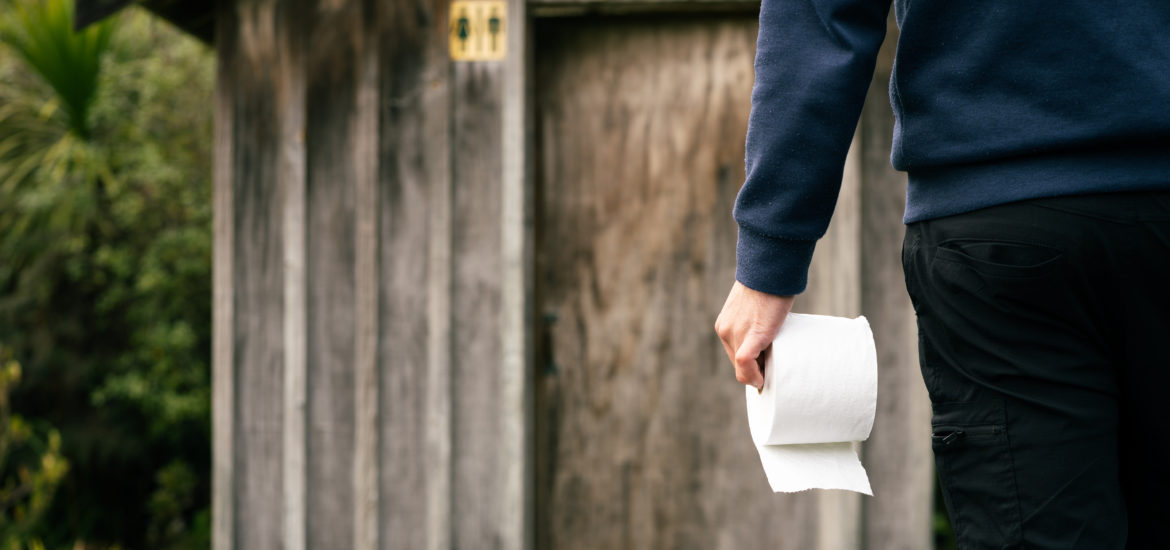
449,1,507,61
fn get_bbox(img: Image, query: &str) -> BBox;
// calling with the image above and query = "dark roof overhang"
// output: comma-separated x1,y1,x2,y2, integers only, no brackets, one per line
75,0,214,44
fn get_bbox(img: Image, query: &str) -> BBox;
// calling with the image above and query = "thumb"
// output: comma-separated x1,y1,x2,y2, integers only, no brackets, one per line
733,331,770,389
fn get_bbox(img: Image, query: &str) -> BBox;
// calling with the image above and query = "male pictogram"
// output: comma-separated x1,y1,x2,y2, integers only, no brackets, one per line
487,7,501,53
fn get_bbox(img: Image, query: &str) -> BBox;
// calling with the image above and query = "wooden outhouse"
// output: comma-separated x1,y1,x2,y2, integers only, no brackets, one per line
80,0,932,548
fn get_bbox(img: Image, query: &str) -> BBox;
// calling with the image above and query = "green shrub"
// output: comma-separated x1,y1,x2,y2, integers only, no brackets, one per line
0,347,69,550
0,1,213,547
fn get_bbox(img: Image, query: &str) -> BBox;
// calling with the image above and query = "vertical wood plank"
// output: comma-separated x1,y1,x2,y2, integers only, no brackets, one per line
352,0,381,548
279,3,309,543
422,105,453,550
450,57,505,548
374,0,452,546
860,17,933,550
212,3,237,547
231,2,288,547
499,0,533,547
303,0,362,547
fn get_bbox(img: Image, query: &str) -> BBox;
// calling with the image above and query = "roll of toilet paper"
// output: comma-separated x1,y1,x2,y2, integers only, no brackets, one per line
744,313,877,494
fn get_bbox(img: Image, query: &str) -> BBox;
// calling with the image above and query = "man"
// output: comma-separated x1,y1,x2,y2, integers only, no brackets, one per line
714,0,1170,548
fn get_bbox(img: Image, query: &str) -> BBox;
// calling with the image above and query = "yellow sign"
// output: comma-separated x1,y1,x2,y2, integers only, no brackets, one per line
449,1,507,61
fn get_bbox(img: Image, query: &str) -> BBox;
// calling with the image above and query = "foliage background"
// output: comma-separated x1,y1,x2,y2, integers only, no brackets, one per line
0,1,214,547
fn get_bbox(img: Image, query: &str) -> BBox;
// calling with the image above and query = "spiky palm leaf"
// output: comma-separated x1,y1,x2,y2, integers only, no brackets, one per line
0,0,113,139
0,0,119,303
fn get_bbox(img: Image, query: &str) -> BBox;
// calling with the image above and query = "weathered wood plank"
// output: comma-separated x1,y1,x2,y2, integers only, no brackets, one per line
374,0,451,545
450,59,507,549
421,123,453,550
859,16,933,550
534,16,823,549
500,0,534,546
352,0,381,548
228,2,291,548
275,3,309,550
211,2,236,547
303,0,362,548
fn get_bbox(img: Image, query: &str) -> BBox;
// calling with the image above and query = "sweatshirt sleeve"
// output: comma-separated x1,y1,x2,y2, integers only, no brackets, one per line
734,0,892,296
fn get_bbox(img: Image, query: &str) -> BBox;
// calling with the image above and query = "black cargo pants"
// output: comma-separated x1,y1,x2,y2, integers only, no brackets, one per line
902,191,1170,549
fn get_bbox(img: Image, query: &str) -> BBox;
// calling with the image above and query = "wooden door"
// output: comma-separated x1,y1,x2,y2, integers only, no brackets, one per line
533,14,830,549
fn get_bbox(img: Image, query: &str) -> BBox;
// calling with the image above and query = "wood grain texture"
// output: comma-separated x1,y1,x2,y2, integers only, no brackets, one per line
533,16,821,549
859,17,933,550
374,0,451,546
227,2,292,547
351,0,380,547
499,0,534,545
211,3,236,547
450,60,507,550
303,0,363,547
276,2,308,548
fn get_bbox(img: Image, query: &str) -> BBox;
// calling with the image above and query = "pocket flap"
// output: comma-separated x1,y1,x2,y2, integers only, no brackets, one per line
931,399,1006,428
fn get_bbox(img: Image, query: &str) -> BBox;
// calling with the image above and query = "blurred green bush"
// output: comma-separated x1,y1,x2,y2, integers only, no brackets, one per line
0,0,213,547
0,347,69,550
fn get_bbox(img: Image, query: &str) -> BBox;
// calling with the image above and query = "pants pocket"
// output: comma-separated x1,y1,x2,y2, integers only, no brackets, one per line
931,400,1022,549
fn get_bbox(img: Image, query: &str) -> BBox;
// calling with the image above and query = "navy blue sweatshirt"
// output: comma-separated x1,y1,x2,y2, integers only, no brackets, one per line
734,0,1170,296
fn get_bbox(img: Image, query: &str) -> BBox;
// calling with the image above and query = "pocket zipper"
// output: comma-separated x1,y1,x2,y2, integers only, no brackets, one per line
932,425,1002,446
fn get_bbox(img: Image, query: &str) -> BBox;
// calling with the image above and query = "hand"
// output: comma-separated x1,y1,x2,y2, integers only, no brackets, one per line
714,281,795,390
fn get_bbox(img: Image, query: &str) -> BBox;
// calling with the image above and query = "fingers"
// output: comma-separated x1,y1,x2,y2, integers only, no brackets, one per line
714,281,795,389
714,307,738,366
733,332,768,390
719,337,737,372
716,322,756,388
715,321,758,388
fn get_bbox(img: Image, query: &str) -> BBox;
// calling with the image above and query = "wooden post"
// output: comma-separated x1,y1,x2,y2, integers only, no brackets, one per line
373,0,457,547
352,1,381,549
211,1,236,546
278,0,308,544
500,0,535,546
218,1,307,547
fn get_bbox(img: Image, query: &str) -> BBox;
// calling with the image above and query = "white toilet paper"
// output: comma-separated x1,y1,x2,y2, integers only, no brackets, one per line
744,313,877,495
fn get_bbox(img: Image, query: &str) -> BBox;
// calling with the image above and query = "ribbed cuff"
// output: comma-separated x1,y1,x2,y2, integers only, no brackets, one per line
734,227,817,296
